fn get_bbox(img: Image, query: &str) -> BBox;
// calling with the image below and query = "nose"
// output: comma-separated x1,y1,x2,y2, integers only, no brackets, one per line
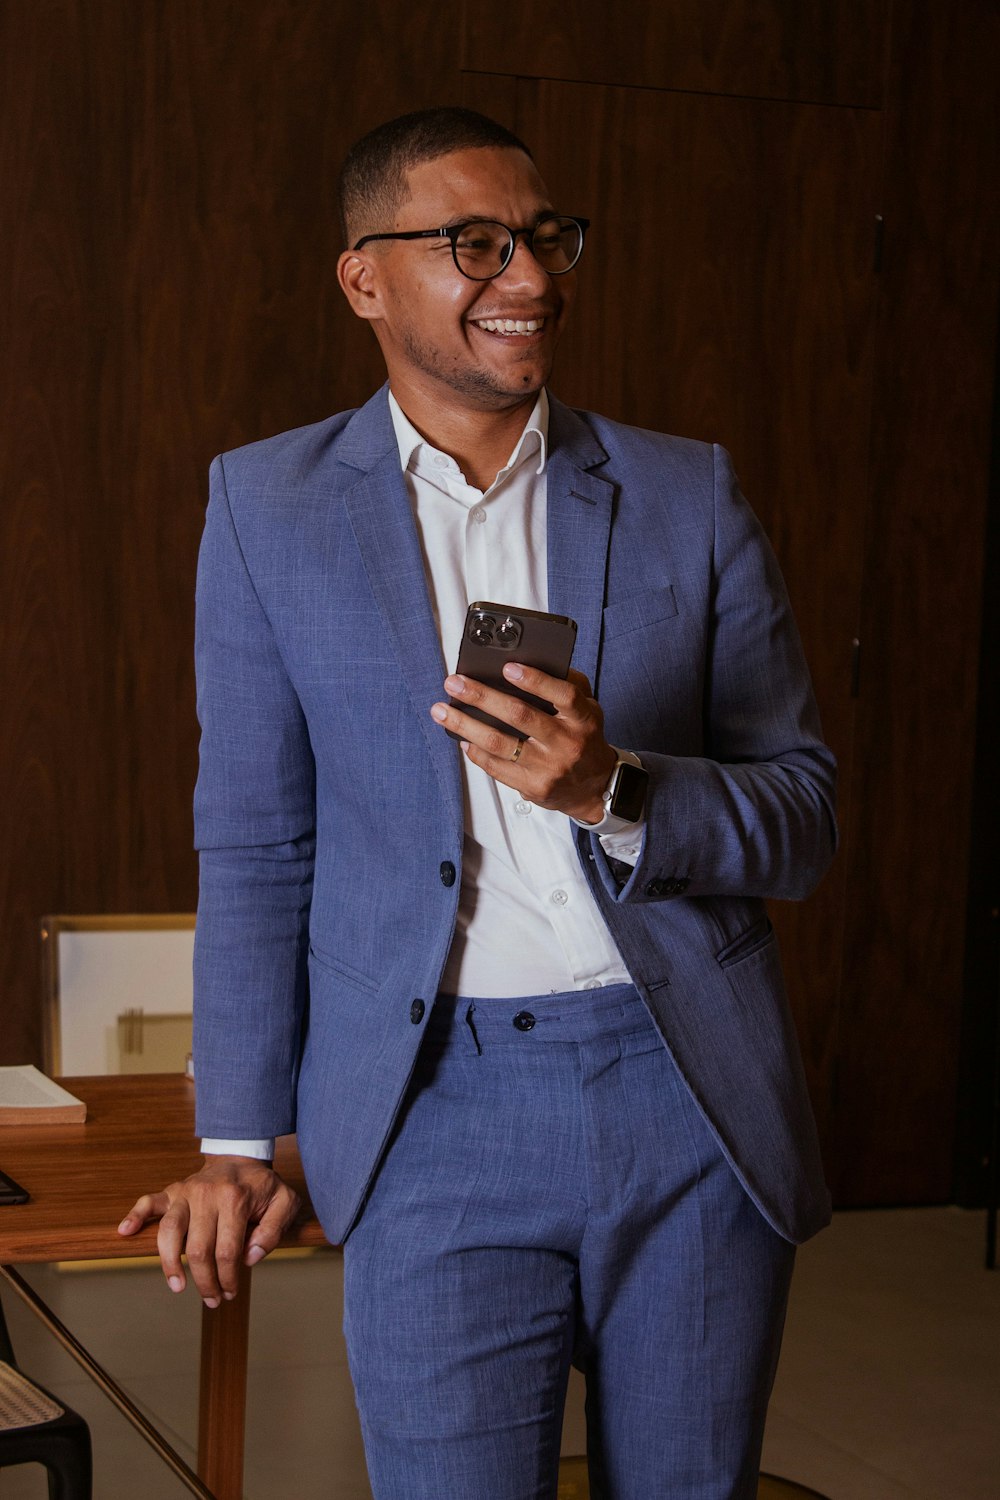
497,231,556,291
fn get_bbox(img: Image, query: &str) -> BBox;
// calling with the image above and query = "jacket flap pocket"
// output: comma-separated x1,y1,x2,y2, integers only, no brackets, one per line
717,917,775,968
602,586,678,639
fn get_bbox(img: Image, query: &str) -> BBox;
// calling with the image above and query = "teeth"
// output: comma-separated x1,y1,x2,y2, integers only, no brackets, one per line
475,318,543,334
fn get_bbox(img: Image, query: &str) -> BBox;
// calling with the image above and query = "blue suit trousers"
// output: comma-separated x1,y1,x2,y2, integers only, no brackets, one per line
342,985,795,1499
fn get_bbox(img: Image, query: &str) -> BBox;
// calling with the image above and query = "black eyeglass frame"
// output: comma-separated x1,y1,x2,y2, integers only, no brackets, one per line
351,215,591,280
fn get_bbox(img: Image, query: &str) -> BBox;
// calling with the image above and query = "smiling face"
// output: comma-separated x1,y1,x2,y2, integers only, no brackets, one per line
337,146,577,420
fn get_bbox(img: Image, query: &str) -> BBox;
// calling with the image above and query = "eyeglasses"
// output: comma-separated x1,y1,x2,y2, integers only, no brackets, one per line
352,215,589,282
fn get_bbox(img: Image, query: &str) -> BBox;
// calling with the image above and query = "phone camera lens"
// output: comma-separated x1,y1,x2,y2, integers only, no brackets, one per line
469,613,496,645
495,616,522,648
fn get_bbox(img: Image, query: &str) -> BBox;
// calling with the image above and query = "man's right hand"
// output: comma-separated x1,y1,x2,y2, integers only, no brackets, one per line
117,1156,301,1307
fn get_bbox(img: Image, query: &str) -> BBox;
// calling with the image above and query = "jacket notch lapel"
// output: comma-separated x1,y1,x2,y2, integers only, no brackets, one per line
343,448,463,835
545,404,616,691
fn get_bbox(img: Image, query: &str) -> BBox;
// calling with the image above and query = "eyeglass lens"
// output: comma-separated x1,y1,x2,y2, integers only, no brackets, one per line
454,217,583,279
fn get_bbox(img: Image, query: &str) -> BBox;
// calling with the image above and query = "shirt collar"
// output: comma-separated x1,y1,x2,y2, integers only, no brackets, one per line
387,388,549,487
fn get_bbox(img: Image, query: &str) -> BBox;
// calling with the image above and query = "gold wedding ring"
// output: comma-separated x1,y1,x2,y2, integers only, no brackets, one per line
510,739,524,764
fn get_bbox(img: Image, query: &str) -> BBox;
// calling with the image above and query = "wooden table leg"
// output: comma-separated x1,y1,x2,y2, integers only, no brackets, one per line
197,1261,252,1499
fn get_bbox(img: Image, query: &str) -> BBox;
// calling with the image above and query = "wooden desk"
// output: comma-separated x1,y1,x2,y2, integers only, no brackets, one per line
0,1074,329,1499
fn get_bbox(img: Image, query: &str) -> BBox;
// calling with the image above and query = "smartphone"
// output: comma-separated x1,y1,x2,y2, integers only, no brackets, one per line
0,1168,29,1205
449,602,578,740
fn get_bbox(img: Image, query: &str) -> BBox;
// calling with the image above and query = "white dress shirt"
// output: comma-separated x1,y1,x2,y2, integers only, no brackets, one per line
203,390,647,1159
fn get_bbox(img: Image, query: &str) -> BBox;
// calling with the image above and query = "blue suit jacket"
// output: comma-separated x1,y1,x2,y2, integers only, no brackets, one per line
192,386,837,1245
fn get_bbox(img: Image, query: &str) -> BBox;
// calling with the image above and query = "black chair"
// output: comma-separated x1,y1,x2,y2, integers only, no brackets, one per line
0,1293,92,1499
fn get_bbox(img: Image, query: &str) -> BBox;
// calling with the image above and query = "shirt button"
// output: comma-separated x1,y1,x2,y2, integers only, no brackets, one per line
514,799,533,816
584,979,603,989
513,1011,536,1032
470,505,487,524
410,998,425,1024
551,889,569,906
433,453,449,468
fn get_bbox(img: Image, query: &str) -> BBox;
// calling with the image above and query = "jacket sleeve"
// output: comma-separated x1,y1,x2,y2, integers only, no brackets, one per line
191,455,315,1138
587,444,837,905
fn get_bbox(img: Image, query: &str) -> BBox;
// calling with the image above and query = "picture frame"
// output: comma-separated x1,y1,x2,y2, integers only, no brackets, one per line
40,914,196,1077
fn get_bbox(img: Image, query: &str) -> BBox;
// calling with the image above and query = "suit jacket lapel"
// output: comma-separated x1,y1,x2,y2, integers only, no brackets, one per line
332,389,614,833
339,390,463,835
545,397,615,691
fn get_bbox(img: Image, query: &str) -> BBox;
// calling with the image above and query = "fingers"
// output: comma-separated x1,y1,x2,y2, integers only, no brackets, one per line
434,674,544,744
117,1190,170,1236
120,1163,296,1308
118,1187,193,1295
435,666,594,732
187,1193,241,1305
157,1195,193,1295
503,663,593,713
181,1173,256,1305
246,1184,302,1266
431,667,613,820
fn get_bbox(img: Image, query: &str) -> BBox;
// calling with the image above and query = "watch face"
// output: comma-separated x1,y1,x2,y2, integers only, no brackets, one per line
609,762,649,823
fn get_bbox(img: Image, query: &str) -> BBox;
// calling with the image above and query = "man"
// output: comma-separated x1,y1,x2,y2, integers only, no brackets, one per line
120,107,836,1498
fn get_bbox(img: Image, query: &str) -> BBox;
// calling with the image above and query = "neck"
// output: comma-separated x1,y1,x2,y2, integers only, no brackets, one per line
389,383,538,492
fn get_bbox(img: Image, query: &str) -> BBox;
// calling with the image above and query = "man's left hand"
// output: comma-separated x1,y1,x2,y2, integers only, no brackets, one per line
430,664,617,823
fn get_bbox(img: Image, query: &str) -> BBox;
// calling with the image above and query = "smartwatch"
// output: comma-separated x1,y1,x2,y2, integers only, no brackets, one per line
602,752,649,825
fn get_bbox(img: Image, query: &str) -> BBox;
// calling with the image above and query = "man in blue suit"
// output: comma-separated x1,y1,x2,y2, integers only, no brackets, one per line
121,107,836,1497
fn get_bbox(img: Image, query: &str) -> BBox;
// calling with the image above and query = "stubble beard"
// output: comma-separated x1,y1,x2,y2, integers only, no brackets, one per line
399,325,550,410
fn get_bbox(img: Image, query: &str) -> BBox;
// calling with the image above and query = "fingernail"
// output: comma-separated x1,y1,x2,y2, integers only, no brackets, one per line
167,1276,183,1293
117,1218,133,1233
430,703,447,722
223,1291,237,1301
203,1297,221,1310
245,1244,266,1266
503,662,524,680
460,741,471,752
445,675,465,693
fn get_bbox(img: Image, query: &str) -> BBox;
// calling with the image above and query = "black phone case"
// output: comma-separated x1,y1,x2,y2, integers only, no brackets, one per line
0,1169,29,1205
449,602,578,740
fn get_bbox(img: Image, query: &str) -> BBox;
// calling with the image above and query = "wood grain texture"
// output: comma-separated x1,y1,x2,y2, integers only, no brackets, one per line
0,0,466,1065
834,1,1000,1203
0,1072,324,1500
516,79,882,1153
462,1,890,109
0,1074,326,1263
198,1261,252,1498
0,2,138,1063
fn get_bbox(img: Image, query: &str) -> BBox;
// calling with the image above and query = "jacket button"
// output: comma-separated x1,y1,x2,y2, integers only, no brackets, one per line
410,998,425,1024
513,1010,536,1032
645,879,665,898
439,860,456,887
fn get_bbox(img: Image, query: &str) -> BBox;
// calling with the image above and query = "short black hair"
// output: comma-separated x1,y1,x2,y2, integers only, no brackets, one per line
338,107,533,247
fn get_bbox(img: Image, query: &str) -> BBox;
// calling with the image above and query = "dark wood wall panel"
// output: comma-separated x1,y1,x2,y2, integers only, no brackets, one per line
1,0,467,1063
834,2,1000,1203
513,80,882,1151
1,1,141,1060
463,1,889,108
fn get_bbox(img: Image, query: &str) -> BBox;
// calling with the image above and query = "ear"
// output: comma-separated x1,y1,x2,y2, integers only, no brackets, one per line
337,250,384,323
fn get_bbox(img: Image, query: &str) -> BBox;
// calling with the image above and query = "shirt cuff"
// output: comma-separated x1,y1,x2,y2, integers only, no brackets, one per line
200,1138,275,1161
596,822,646,865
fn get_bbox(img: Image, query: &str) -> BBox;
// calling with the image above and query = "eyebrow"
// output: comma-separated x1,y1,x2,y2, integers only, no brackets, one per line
435,209,558,229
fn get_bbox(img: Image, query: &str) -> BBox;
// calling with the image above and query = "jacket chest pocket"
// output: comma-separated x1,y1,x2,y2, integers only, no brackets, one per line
598,585,703,744
601,585,678,641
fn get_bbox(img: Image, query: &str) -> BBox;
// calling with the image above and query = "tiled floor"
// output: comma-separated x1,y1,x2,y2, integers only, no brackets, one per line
1,1208,996,1498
